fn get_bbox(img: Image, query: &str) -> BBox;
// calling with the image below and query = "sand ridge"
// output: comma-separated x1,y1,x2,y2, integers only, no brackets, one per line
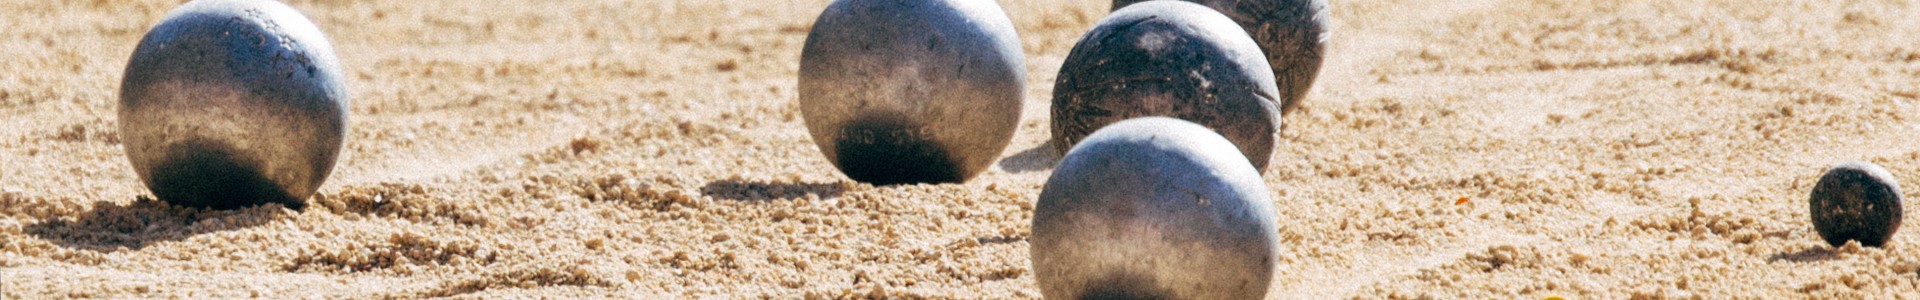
5,0,1920,298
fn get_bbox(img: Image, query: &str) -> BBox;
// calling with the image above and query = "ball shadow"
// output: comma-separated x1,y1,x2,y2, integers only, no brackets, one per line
1767,247,1840,263
996,142,1060,173
974,235,1026,245
699,179,849,202
24,197,282,252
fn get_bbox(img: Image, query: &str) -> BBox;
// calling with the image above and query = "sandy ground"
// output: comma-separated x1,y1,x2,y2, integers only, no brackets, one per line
5,0,1920,298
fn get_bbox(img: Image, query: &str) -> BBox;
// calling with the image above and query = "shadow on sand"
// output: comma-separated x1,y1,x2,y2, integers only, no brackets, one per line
700,179,850,202
25,197,283,252
996,142,1060,174
1767,247,1842,263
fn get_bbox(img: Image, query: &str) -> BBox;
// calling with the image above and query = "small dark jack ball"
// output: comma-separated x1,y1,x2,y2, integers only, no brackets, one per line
1809,161,1903,247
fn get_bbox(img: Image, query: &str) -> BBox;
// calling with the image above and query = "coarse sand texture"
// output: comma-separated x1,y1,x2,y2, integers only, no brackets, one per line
7,0,1920,298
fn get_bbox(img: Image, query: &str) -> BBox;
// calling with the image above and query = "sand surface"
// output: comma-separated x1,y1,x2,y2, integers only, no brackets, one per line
6,0,1920,298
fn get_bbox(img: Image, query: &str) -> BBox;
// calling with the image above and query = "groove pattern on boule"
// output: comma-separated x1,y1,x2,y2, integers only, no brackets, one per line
1809,161,1903,248
797,0,1026,185
120,0,348,210
1051,0,1281,170
1115,0,1329,116
1031,117,1280,300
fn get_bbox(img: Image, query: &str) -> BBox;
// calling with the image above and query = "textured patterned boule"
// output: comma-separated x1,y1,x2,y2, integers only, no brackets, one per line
1115,0,1329,116
1051,0,1280,170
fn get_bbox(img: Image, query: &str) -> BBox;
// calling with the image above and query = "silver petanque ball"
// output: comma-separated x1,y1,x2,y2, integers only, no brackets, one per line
119,0,348,210
1809,161,1904,248
1031,117,1280,300
1115,0,1329,116
1051,0,1281,171
798,0,1026,185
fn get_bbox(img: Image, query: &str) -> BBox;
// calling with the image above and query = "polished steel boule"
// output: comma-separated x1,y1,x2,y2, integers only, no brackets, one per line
1031,117,1280,300
119,0,348,210
798,0,1026,185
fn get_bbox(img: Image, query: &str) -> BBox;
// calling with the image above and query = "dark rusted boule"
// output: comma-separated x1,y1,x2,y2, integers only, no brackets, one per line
1115,0,1329,116
1052,0,1280,170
